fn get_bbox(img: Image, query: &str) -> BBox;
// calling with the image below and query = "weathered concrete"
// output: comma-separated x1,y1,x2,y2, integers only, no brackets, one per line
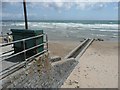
1,57,78,88
65,39,94,60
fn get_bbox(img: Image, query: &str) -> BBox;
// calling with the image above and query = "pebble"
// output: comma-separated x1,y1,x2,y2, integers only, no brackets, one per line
86,67,89,68
74,74,77,76
50,56,61,62
25,71,28,75
95,38,104,41
74,80,78,84
76,85,80,88
68,80,72,85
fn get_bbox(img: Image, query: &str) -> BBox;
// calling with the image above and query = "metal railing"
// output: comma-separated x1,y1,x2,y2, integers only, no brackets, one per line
1,33,48,60
0,33,48,79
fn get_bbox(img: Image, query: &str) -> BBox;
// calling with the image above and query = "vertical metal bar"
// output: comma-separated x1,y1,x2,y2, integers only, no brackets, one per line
23,0,28,29
1,32,3,43
23,40,26,61
46,34,48,52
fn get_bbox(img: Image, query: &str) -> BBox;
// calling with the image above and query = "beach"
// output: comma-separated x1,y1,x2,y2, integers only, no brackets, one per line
1,33,118,88
1,38,118,88
48,41,80,58
1,1,119,88
1,20,118,88
59,41,118,88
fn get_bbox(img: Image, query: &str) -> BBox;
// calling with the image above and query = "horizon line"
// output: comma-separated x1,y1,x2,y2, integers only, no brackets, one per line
2,19,118,21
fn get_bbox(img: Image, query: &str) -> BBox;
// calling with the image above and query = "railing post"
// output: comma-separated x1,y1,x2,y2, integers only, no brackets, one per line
46,34,48,52
23,40,26,61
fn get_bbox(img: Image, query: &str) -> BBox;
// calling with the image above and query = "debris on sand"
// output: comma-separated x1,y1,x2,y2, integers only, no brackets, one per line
95,38,104,41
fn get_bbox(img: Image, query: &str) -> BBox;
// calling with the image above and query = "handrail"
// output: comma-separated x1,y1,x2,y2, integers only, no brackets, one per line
0,50,48,79
0,34,44,47
1,33,49,79
1,34,47,59
1,42,47,60
26,50,47,61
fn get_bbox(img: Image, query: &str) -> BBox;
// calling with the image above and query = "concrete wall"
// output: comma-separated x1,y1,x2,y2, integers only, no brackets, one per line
2,57,78,88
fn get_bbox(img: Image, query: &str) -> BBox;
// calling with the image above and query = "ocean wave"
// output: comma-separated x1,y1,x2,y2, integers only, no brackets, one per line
10,23,25,26
91,34,107,37
39,23,118,30
99,29,119,32
111,36,118,38
2,22,118,32
113,33,118,35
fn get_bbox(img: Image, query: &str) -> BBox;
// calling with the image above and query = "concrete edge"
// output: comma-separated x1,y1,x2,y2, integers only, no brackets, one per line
64,38,89,59
75,39,94,61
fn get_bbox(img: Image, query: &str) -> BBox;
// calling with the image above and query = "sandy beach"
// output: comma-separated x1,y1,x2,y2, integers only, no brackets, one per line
1,37,118,88
59,41,118,88
48,41,80,58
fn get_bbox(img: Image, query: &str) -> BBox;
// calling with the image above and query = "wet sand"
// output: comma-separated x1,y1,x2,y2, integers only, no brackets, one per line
61,41,118,88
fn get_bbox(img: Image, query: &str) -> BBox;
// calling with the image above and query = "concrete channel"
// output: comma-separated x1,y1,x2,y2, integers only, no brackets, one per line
65,38,94,60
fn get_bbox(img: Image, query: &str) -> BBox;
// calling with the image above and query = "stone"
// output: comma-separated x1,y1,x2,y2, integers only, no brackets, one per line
86,66,89,68
74,80,78,84
76,85,80,88
50,56,61,62
68,80,72,85
95,38,104,41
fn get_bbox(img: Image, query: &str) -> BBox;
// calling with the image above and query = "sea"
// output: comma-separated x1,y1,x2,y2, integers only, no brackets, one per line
1,20,119,42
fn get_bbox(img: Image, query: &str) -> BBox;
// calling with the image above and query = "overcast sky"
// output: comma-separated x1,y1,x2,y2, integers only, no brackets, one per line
2,1,118,20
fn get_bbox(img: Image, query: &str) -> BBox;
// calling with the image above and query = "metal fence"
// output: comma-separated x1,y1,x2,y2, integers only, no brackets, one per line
0,33,48,79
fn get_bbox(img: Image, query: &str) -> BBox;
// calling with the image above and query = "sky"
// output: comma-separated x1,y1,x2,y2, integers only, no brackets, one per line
1,1,119,20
